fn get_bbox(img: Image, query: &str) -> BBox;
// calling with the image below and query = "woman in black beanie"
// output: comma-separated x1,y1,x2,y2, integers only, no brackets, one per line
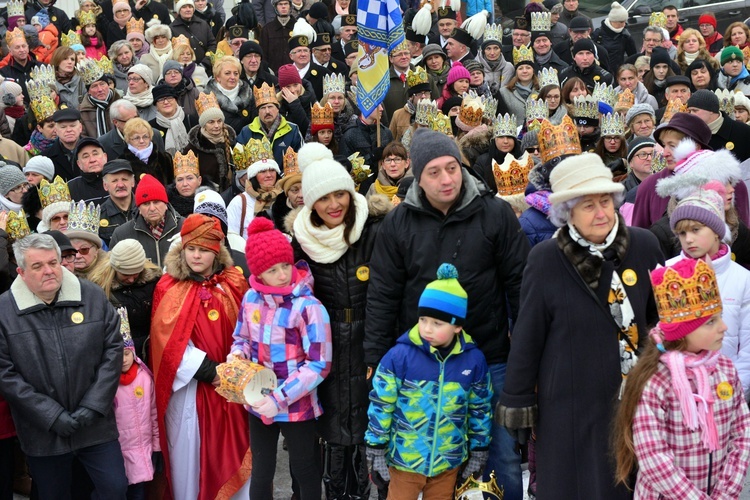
642,47,675,105
687,58,718,92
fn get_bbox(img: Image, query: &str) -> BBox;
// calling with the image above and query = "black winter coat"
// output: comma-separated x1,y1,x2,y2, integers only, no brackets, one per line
203,79,254,136
121,148,174,188
649,214,681,260
559,63,613,92
185,125,236,192
108,266,161,361
591,21,637,70
339,119,393,165
109,207,184,268
68,172,108,206
708,114,750,164
43,139,79,181
169,16,217,68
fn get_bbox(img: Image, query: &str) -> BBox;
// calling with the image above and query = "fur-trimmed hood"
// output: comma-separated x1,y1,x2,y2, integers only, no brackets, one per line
204,79,254,114
164,242,234,280
283,193,393,235
459,124,493,168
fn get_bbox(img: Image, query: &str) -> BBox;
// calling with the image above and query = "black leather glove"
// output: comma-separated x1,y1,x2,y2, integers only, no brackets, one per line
70,407,99,428
193,356,219,383
152,451,164,474
51,411,81,437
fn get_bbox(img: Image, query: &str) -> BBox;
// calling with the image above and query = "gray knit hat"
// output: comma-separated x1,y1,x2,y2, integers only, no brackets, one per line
670,182,727,239
410,128,463,180
109,238,147,274
163,60,183,78
23,156,55,181
0,163,26,196
521,130,539,152
128,64,154,87
624,103,655,126
686,89,720,115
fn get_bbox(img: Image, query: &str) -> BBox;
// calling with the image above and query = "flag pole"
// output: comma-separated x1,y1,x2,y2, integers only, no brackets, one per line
376,116,381,147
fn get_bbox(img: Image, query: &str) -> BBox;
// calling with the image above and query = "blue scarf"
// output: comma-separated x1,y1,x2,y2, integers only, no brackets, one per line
730,65,750,87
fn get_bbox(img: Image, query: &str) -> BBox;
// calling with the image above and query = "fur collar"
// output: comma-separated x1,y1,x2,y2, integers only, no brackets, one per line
283,193,393,235
164,242,234,281
11,267,81,311
458,125,493,167
204,79,253,114
556,214,629,289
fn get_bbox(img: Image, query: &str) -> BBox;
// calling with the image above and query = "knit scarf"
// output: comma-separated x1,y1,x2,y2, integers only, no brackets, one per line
115,61,134,74
150,45,173,68
156,107,188,155
373,168,402,196
335,1,348,15
261,114,282,142
661,348,721,451
292,192,369,264
90,91,112,137
201,126,225,144
245,183,282,215
126,86,154,107
604,18,624,33
215,81,240,102
27,129,55,153
515,82,534,101
5,105,24,118
0,193,21,211
525,190,551,215
683,50,699,66
182,62,196,81
128,142,153,162
120,361,138,385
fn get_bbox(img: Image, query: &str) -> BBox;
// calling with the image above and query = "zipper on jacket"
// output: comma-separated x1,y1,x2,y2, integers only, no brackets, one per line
429,359,446,477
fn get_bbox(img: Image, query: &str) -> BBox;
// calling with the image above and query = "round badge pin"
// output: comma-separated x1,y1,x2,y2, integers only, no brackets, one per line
621,269,637,286
356,266,369,282
208,309,220,321
717,381,733,400
71,312,84,324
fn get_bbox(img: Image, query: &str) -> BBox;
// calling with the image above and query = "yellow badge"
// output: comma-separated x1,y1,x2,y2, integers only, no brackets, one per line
153,14,159,18
134,386,144,398
331,62,337,68
208,309,220,321
311,69,318,76
235,265,244,274
242,109,249,117
71,312,84,324
290,31,294,37
732,252,737,261
726,141,735,151
197,193,207,203
593,75,601,81
140,173,146,179
356,266,369,282
621,269,637,286
252,309,261,323
717,381,733,400
52,15,57,21
210,21,214,26
99,219,109,227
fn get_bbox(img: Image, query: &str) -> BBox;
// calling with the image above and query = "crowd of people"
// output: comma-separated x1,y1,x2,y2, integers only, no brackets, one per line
0,0,750,498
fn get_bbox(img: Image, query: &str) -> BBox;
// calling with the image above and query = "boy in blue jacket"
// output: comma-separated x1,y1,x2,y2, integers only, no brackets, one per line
365,263,492,498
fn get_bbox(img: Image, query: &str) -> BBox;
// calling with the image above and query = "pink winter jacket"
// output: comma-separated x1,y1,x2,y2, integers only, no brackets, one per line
114,361,160,485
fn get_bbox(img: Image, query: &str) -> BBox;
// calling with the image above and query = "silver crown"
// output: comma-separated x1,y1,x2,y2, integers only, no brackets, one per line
526,97,549,123
715,89,735,116
530,12,551,32
322,73,345,96
482,94,498,121
30,64,55,89
573,95,599,119
67,200,101,236
538,67,559,89
415,98,438,126
592,82,617,107
7,0,24,18
493,113,517,138
600,112,625,136
484,23,502,43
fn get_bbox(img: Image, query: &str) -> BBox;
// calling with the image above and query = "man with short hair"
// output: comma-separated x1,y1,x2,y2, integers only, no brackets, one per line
531,25,567,72
98,160,136,247
553,16,610,71
654,75,692,122
625,27,680,73
383,42,414,122
559,0,589,28
389,69,432,141
428,7,457,48
663,5,683,44
559,38,613,91
0,233,126,499
333,14,357,62
99,99,166,160
364,128,529,500
0,28,40,103
310,32,346,76
67,138,109,206
259,0,294,74
42,109,84,181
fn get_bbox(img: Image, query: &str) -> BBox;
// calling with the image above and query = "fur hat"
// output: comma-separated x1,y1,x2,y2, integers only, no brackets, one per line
549,152,625,204
181,213,224,254
670,181,727,239
145,19,171,44
175,0,195,11
298,142,355,209
245,217,294,276
109,239,147,274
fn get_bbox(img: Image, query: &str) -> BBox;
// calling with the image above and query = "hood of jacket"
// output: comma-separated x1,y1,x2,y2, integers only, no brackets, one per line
397,324,477,359
163,241,234,280
404,168,487,214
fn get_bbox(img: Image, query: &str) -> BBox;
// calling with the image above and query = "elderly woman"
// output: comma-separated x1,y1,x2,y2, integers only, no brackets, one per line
498,153,664,499
204,56,253,134
106,0,132,47
624,103,655,139
160,60,200,120
125,64,156,121
110,40,139,92
185,95,236,191
52,47,86,109
140,21,172,83
121,118,173,186
36,177,71,233
172,41,209,90
169,0,217,69
67,201,108,280
227,151,281,238
149,84,196,156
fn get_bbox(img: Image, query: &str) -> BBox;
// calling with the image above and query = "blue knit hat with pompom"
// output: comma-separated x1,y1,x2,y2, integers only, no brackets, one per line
418,263,468,325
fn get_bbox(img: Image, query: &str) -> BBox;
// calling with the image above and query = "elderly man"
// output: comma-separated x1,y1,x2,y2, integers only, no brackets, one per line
427,6,457,49
287,30,329,101
0,233,126,499
239,41,278,88
110,174,183,267
553,16,610,71
625,27,680,73
311,32,346,76
99,160,136,247
502,16,532,63
80,67,121,138
445,25,475,66
68,138,109,206
687,89,750,164
654,75,691,122
382,41,414,124
333,14,357,62
364,128,530,500
0,28,40,104
99,99,166,159
42,109,84,181
258,0,294,73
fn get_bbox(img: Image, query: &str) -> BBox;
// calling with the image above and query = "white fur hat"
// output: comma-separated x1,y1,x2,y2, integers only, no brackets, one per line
175,0,195,11
298,142,355,209
41,201,70,229
145,19,172,44
246,159,281,182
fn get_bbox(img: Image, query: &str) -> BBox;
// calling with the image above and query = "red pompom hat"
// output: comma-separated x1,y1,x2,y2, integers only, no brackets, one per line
245,217,294,276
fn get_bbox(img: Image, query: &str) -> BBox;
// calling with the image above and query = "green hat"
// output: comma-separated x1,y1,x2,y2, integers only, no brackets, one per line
418,263,468,325
721,46,744,66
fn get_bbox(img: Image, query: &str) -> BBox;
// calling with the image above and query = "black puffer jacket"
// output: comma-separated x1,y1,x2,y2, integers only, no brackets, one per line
591,20,637,70
109,266,161,360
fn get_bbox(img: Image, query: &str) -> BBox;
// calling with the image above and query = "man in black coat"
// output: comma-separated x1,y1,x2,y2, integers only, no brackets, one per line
559,38,613,91
687,90,750,165
98,160,136,247
364,128,530,500
258,0,294,74
0,29,40,104
99,99,166,161
310,32,346,76
67,138,109,207
132,0,172,29
288,32,329,101
42,109,85,182
553,16,611,72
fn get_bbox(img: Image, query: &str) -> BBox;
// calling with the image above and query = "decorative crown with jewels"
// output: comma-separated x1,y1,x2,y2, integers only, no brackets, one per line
484,23,502,43
31,64,56,88
592,81,617,107
245,136,273,165
538,67,559,89
7,0,24,18
126,17,144,34
172,34,191,50
405,66,429,89
493,113,517,138
77,57,104,86
118,307,134,348
539,114,582,163
530,11,551,32
482,94,498,121
526,98,548,131
513,44,534,66
323,73,346,95
715,88,735,116
6,210,30,241
390,39,409,56
430,111,453,136
651,258,722,325
5,27,25,45
651,150,667,173
661,98,687,124
415,98,438,126
62,30,82,48
30,89,56,122
232,143,249,171
457,91,485,130
38,176,71,209
615,88,635,111
254,82,279,108
206,48,227,66
572,95,599,119
67,200,101,236
600,112,625,137
173,150,200,178
195,92,221,116
283,146,299,177
649,12,667,28
311,102,334,128
455,471,504,500
348,152,371,187
99,55,113,75
78,9,97,27
493,152,534,197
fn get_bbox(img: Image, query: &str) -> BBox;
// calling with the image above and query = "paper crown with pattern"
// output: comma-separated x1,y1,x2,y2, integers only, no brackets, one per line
493,152,533,212
6,210,30,241
29,87,56,122
390,39,409,55
651,150,667,173
7,0,24,18
78,9,97,27
530,11,551,32
117,307,134,349
77,57,104,86
539,115,582,163
415,98,438,126
484,23,502,43
615,88,635,111
405,66,429,89
513,44,534,66
125,17,144,34
173,150,200,178
31,64,56,88
172,34,191,50
430,111,453,136
206,48,227,66
649,12,667,28
283,146,298,176
661,98,687,124
455,471,504,500
67,200,101,236
457,91,485,130
538,67,558,89
482,94,497,121
311,102,334,133
232,143,249,171
99,55,113,75
62,30,82,48
493,113,517,138
323,73,346,95
38,176,71,208
600,112,625,137
651,258,722,325
5,27,24,45
715,89,735,115
349,152,371,187
592,82,617,107
254,82,279,108
572,95,599,119
526,98,548,131
195,91,221,116
245,136,273,165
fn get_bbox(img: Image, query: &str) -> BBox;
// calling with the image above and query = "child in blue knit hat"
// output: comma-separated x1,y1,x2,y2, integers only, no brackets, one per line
365,263,493,497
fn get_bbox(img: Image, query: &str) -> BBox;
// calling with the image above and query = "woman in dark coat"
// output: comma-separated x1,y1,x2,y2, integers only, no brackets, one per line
184,108,237,192
497,153,664,499
120,118,174,187
288,143,391,500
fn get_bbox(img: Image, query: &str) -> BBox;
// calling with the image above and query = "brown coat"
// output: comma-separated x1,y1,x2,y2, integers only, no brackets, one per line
388,105,413,143
259,17,293,75
79,90,121,139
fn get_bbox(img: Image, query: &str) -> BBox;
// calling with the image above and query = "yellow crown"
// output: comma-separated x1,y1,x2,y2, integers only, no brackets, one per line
455,471,504,499
457,92,485,130
5,27,25,45
715,89,735,116
245,136,273,165
649,12,667,28
99,55,113,75
406,66,429,89
232,143,249,171
195,91,221,116
206,48,227,66
27,78,47,102
6,209,30,241
125,17,144,34
651,150,667,173
31,64,56,88
430,111,453,136
38,176,71,209
530,11,551,32
415,98,438,126
31,92,57,122
600,112,625,137
513,44,534,66
390,39,409,56
485,23,502,43
592,82,617,107
482,94,498,121
493,152,533,197
493,113,517,138
538,67,558,89
615,88,635,111
78,10,97,27
311,102,334,128
525,98,548,128
282,146,299,177
7,0,24,18
572,95,599,119
348,152,371,187
254,82,279,108
323,73,346,96
651,259,722,325
67,200,101,235
173,150,200,178
61,30,82,48
539,114,582,163
76,57,104,86
661,98,687,124
172,34,191,50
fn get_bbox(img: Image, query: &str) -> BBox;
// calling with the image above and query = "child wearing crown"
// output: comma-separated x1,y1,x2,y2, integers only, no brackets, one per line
613,258,750,497
365,264,492,498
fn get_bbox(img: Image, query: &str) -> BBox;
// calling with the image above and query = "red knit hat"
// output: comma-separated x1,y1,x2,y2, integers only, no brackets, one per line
135,174,168,206
278,64,302,89
698,13,716,29
245,217,294,276
181,213,224,254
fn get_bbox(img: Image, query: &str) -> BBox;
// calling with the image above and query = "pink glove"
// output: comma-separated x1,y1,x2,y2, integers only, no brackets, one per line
253,395,279,418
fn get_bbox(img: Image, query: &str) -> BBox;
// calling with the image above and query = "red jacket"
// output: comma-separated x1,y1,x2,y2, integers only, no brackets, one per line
0,394,16,439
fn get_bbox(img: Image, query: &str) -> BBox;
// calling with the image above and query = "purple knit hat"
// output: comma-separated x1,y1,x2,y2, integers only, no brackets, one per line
446,62,471,87
670,181,727,240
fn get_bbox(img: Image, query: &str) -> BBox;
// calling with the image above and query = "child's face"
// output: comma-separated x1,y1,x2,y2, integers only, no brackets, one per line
84,24,96,36
453,78,469,95
122,349,135,373
685,313,727,353
675,222,720,259
258,262,293,288
418,316,461,348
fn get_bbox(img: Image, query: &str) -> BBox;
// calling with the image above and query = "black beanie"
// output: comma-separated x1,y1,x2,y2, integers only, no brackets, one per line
572,38,595,56
686,59,715,80
649,47,671,70
686,89,720,114
441,95,463,115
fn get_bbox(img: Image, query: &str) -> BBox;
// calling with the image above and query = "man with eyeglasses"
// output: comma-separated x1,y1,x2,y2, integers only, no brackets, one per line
258,0,294,74
41,108,85,181
383,40,438,127
310,32,345,77
287,31,329,101
99,99,166,160
389,67,433,142
622,137,655,193
67,138,109,207
625,27,680,73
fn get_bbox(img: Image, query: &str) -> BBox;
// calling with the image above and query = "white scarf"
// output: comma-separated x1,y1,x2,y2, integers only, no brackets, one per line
128,142,153,162
216,81,240,102
684,50,699,66
156,107,188,155
604,19,624,33
293,192,369,264
125,87,154,108
0,193,22,211
150,45,173,70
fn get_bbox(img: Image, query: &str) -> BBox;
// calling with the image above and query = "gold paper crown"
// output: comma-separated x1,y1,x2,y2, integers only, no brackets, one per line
6,210,30,241
661,98,687,124
172,34,191,50
99,56,113,75
592,82,617,107
254,82,279,108
125,17,144,34
715,89,735,115
530,11,551,32
348,152,371,187
30,90,57,122
600,112,625,137
68,200,101,235
513,44,534,66
196,92,221,116
232,144,249,171
76,57,104,86
31,64,56,88
173,150,200,177
27,78,47,102
206,48,227,66
323,73,346,95
405,66,429,89
539,115,582,162
283,146,299,177
430,111,453,136
572,95,599,119
493,152,533,197
38,176,71,208
245,136,273,165
415,98,438,126
649,12,667,28
493,113,517,138
117,307,133,345
526,98,548,124
458,92,485,129
311,102,334,127
7,0,24,18
62,30,82,48
455,471,504,499
5,27,25,45
538,67,559,89
390,39,409,55
78,10,97,27
652,259,722,325
485,23,502,43
615,88,635,111
651,151,667,173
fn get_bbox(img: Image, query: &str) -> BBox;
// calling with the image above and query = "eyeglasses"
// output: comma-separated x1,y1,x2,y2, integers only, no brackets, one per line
9,182,30,193
634,151,654,160
525,147,540,153
75,246,94,255
383,157,405,164
129,134,151,143
605,137,621,142
414,90,430,98
127,76,143,83
50,214,69,223
62,253,76,262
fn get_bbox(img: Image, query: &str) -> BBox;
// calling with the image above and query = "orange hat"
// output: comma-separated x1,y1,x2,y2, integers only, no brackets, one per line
181,213,224,254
